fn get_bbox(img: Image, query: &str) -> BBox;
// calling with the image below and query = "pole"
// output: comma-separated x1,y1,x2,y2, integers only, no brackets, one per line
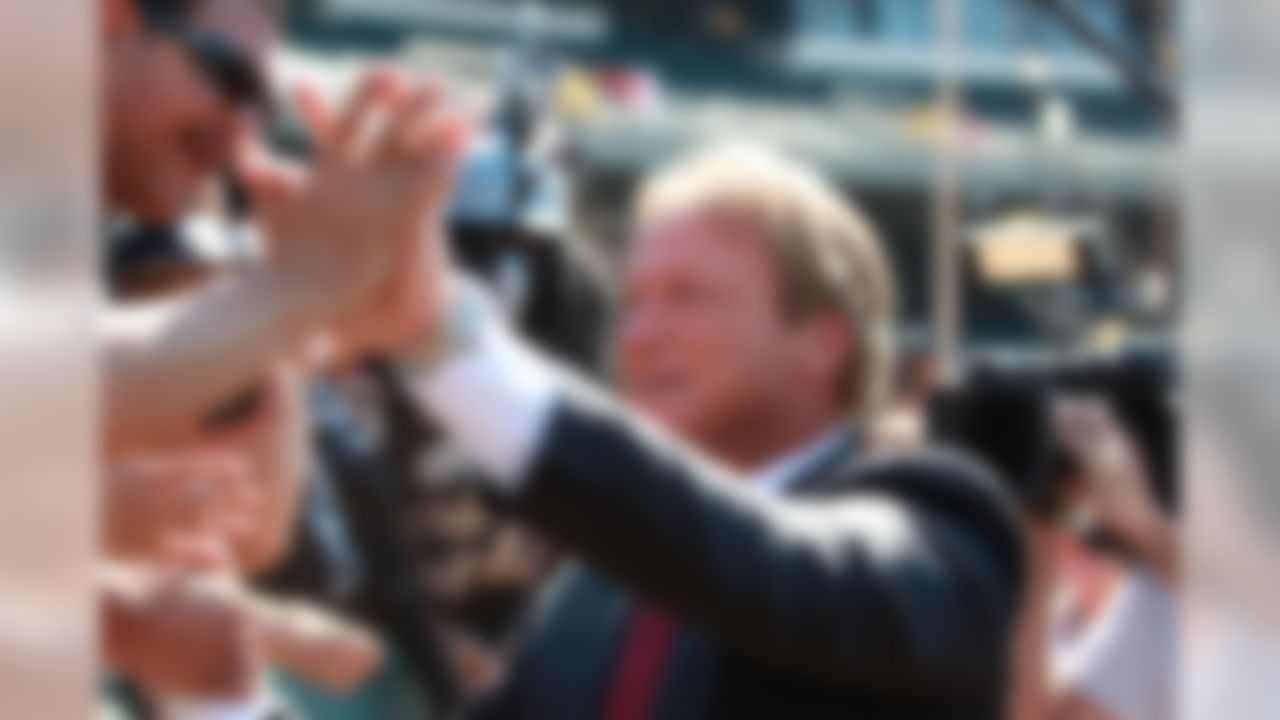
932,0,965,385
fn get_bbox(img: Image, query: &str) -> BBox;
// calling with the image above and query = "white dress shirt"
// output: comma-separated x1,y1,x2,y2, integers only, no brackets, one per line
750,426,850,496
1055,568,1177,720
413,320,559,490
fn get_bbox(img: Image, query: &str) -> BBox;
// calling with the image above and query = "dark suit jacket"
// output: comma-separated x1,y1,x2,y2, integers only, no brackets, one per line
466,390,1026,720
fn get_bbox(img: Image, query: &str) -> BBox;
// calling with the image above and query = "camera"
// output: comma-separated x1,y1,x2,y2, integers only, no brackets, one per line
928,344,1177,520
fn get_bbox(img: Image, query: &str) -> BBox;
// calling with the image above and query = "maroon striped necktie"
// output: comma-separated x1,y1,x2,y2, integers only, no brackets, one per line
600,604,678,720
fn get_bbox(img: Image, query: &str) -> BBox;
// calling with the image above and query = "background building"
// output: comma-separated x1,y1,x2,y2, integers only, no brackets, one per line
279,0,1175,346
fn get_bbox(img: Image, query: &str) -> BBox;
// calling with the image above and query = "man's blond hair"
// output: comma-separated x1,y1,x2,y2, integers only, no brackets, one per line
635,142,896,417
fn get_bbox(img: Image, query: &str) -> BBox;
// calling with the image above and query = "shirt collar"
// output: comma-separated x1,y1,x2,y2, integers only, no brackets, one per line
751,425,851,496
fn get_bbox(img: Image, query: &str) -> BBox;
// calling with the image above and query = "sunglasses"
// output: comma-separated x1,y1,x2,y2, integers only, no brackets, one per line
140,7,269,111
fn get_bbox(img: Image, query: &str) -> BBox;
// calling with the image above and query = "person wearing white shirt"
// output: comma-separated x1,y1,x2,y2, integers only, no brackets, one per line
1049,399,1179,720
349,143,1026,719
1009,397,1178,720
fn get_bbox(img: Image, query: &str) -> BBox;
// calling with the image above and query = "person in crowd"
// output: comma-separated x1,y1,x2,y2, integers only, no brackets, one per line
103,531,381,718
1009,396,1177,720
100,0,469,457
102,436,393,718
349,142,1025,718
98,0,467,710
283,367,463,715
870,330,937,452
1048,398,1178,720
106,209,465,718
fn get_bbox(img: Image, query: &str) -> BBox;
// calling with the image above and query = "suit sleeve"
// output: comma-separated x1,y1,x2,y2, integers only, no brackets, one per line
510,386,1026,700
409,321,1024,700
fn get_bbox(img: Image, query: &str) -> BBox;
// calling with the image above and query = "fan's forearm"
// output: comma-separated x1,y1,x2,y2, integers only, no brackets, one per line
103,268,317,457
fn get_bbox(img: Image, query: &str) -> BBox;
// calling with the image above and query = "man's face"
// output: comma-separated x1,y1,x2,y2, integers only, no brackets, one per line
617,209,814,446
104,0,274,223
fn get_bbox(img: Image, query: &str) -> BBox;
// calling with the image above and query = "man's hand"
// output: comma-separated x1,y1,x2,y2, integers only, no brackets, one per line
101,562,259,700
325,221,459,365
104,454,259,563
237,68,470,338
252,599,384,693
1054,397,1177,583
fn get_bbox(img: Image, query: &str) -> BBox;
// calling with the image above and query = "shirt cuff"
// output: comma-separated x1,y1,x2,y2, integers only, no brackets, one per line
410,320,560,491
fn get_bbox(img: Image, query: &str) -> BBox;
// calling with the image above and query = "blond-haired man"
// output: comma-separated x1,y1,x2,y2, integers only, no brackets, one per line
619,143,894,465
364,143,1025,719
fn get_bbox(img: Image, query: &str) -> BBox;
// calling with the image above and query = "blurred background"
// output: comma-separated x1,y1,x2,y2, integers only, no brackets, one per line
275,0,1176,347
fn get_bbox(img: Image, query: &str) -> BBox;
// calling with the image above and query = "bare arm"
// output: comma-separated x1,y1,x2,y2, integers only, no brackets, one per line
1007,519,1062,720
103,268,315,457
105,70,471,458
251,597,384,693
1051,690,1118,720
1054,398,1179,587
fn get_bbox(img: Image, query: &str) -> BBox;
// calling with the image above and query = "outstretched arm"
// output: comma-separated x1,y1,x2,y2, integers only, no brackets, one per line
397,292,1024,698
103,269,314,456
103,69,470,457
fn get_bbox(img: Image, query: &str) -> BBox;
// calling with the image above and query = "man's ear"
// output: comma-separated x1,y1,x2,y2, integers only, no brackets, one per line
102,0,141,44
796,311,854,390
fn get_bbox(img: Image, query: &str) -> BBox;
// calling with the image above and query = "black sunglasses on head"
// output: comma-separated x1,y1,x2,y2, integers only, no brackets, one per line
140,7,268,111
